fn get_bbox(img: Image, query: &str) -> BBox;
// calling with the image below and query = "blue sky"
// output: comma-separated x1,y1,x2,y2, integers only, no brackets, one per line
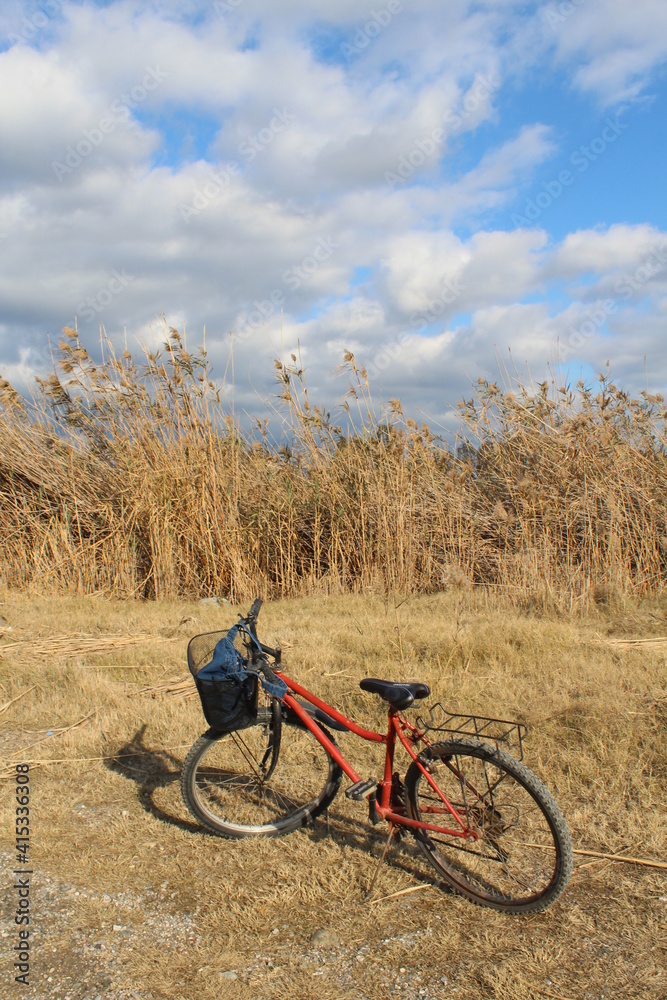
0,0,666,428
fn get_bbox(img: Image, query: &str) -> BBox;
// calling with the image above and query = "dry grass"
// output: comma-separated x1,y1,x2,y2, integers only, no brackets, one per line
1,327,667,606
0,590,665,999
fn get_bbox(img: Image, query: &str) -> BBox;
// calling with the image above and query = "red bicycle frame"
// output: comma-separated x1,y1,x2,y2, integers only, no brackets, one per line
278,671,478,841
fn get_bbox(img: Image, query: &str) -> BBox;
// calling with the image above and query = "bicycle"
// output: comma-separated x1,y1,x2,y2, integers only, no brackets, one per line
181,599,573,913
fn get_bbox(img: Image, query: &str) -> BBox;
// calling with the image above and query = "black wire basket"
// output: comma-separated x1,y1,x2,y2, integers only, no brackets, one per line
416,703,527,760
187,630,259,733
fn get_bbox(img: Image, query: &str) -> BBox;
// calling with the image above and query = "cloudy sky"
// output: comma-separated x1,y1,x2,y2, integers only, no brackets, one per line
1,0,666,429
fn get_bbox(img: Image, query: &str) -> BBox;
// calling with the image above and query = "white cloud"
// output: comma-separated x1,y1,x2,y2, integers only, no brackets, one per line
549,224,667,276
381,230,469,314
443,124,556,217
541,0,667,104
0,0,666,423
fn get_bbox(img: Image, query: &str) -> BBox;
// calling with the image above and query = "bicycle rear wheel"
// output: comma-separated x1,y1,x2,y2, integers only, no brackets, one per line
181,702,342,838
405,739,572,913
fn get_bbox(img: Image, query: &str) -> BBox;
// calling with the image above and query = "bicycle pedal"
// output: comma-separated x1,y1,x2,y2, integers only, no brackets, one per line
345,778,377,800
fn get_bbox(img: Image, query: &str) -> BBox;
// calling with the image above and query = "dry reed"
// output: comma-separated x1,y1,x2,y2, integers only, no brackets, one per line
1,326,666,607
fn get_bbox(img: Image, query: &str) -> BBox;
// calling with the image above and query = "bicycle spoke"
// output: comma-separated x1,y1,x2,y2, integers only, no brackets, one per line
201,774,257,793
426,837,508,862
184,719,341,834
229,731,266,779
407,740,570,910
262,786,304,813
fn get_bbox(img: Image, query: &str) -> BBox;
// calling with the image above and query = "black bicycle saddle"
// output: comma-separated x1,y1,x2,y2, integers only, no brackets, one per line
359,678,430,710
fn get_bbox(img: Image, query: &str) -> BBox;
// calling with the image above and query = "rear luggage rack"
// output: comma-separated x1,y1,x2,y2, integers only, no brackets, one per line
417,703,527,760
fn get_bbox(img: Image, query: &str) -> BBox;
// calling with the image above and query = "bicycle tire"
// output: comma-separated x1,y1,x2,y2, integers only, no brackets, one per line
181,703,342,838
405,739,572,913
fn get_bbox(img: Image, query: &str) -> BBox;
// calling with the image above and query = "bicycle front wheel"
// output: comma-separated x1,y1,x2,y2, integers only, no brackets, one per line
405,739,572,913
181,705,342,838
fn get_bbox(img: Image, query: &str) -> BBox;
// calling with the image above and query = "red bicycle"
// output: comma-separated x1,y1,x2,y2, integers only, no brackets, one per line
181,601,572,913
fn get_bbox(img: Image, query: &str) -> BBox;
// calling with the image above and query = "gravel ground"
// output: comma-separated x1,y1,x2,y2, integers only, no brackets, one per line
1,842,463,1000
1,849,201,999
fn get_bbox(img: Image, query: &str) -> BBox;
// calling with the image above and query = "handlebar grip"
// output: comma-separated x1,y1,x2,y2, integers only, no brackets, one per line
248,598,263,621
261,663,281,688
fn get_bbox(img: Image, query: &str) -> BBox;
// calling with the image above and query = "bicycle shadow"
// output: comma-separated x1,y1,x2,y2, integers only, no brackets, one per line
308,805,447,892
104,723,202,834
106,726,450,894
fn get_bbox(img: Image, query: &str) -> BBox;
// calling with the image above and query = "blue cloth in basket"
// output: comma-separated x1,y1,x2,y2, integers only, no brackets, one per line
198,624,287,700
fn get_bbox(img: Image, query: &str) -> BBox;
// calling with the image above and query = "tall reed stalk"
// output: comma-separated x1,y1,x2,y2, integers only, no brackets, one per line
1,327,666,606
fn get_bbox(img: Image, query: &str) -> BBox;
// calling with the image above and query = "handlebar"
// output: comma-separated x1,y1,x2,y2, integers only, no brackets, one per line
247,597,263,622
258,640,281,664
239,599,281,666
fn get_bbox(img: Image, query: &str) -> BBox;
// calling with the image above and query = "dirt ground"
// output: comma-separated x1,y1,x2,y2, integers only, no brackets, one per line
0,591,665,999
